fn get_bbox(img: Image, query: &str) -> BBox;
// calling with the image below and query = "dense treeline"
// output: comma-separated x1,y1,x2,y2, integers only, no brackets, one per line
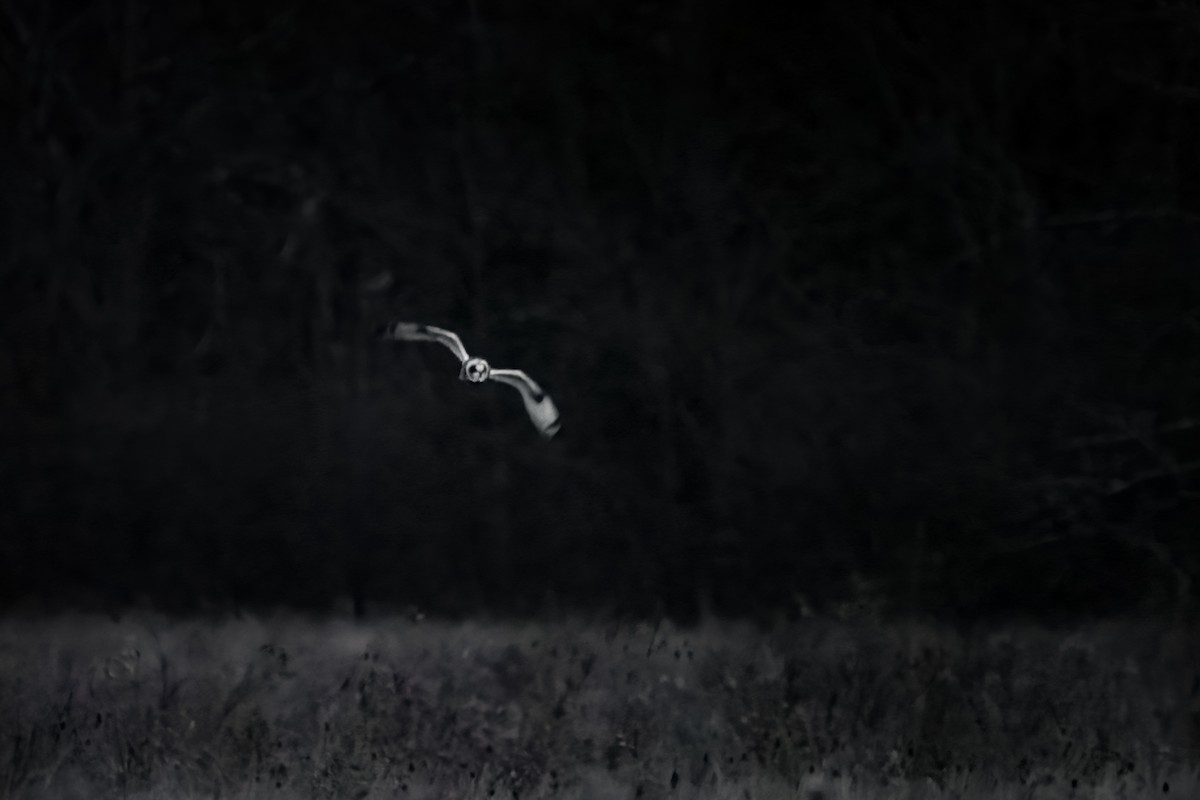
1,0,1198,621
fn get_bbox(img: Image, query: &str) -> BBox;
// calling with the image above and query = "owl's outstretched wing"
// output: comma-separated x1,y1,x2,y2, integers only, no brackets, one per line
379,322,469,363
488,369,561,439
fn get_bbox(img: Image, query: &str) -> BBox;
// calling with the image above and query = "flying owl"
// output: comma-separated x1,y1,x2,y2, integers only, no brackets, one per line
378,321,561,439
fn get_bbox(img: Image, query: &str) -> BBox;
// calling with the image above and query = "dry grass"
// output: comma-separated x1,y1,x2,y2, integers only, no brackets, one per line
0,612,1196,799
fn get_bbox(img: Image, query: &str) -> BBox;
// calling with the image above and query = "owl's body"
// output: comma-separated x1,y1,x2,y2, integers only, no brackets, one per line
379,322,561,438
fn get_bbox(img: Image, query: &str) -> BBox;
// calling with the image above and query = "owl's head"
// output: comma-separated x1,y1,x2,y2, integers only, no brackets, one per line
461,357,491,383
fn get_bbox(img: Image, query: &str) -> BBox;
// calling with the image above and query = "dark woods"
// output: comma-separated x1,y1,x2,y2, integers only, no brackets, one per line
1,0,1198,622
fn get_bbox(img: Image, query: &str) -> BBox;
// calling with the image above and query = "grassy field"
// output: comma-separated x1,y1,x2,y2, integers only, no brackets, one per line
0,612,1196,799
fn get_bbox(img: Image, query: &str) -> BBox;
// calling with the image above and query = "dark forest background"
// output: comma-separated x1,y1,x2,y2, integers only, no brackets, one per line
1,0,1198,624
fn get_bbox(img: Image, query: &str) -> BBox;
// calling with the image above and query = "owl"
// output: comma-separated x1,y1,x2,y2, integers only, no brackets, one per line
378,322,561,439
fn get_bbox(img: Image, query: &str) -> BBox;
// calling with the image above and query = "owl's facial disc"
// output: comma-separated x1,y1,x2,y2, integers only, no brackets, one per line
462,357,490,382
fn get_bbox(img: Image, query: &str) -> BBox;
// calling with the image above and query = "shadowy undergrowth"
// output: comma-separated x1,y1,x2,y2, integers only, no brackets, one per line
0,613,1197,799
